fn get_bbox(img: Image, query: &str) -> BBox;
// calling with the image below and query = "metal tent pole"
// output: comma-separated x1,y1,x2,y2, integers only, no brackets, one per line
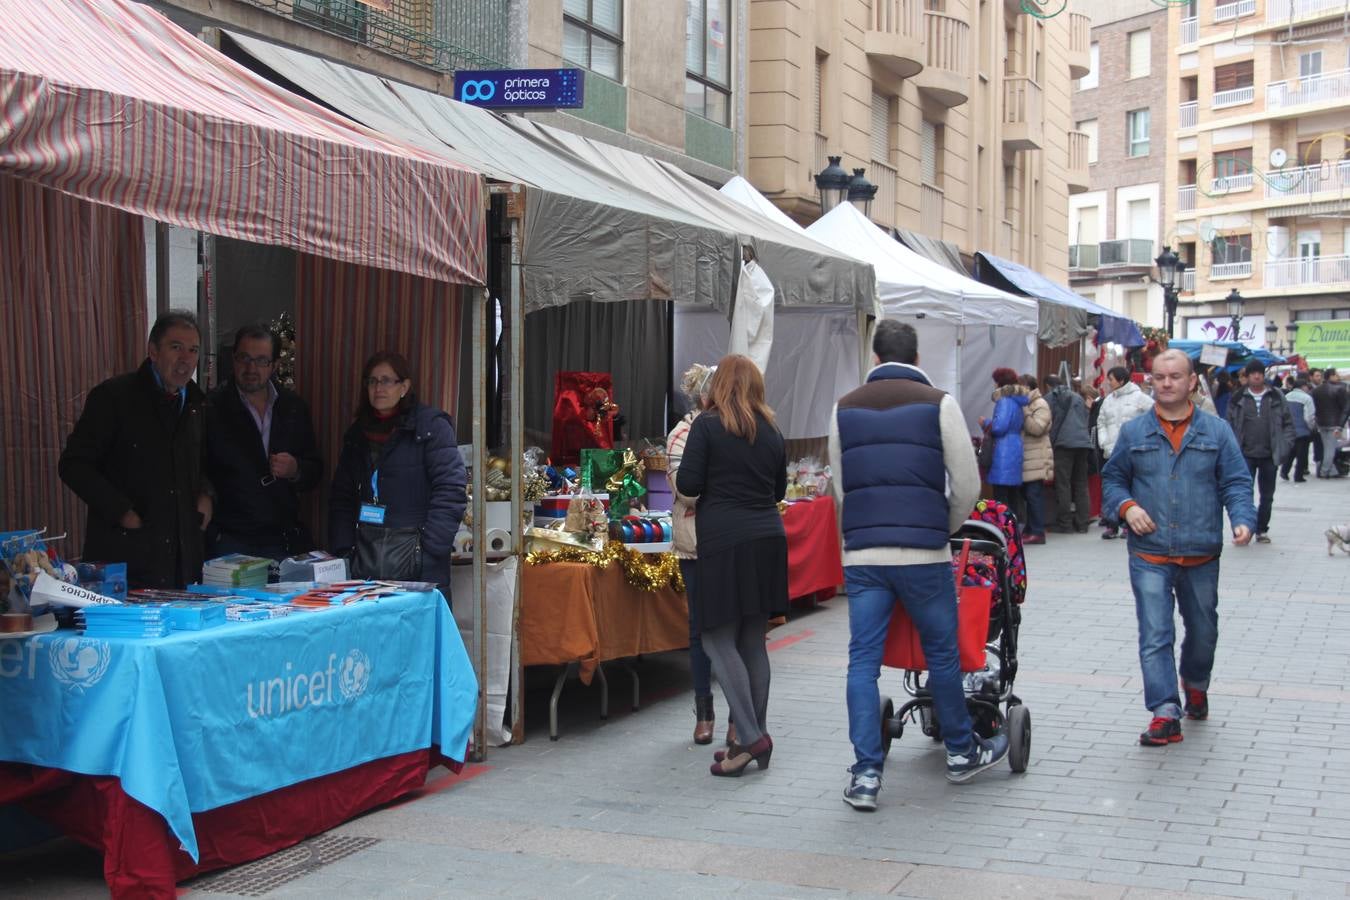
469,285,489,761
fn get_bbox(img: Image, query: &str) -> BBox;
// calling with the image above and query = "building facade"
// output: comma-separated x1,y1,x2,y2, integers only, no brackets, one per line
745,0,1088,280
1165,0,1350,350
1068,0,1169,329
150,0,748,183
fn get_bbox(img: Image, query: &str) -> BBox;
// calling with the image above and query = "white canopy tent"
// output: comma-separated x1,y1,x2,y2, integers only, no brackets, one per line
672,177,874,440
805,203,1039,433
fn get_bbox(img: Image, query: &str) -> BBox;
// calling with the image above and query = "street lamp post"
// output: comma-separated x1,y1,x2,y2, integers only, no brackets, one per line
1154,246,1185,337
814,156,851,215
847,168,877,219
1226,288,1245,345
1286,321,1299,357
1266,320,1279,353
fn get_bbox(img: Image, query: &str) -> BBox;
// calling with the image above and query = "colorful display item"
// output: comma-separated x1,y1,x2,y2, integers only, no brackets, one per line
551,371,617,467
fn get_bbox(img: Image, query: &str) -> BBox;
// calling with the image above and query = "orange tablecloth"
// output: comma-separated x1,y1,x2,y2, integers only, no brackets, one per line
783,496,845,602
519,560,688,684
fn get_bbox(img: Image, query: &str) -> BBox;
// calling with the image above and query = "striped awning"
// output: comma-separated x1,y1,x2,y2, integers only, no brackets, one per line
0,0,484,286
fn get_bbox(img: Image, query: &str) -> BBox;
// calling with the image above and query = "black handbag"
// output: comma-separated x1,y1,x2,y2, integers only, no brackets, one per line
351,523,423,581
977,427,996,471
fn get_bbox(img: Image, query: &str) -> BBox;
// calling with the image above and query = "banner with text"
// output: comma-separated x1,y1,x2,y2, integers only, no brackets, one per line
1294,320,1350,370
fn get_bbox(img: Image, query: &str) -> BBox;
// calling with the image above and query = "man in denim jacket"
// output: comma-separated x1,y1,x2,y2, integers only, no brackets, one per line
1102,350,1256,747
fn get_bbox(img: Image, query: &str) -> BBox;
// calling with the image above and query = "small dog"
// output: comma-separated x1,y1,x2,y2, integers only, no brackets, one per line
1326,525,1350,556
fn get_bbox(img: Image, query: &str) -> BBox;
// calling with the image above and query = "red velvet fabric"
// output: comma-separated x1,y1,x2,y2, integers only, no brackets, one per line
550,371,615,467
783,496,845,603
0,747,453,899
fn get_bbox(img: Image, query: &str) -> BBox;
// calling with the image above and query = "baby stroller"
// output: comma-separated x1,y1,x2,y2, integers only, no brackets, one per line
878,499,1030,773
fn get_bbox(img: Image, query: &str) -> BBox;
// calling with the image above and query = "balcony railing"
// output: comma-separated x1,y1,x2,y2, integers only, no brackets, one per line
239,0,500,72
1263,160,1350,199
1210,171,1254,194
1179,101,1198,128
1212,85,1255,108
1003,77,1042,125
1180,16,1198,44
1069,12,1090,54
1267,0,1348,25
1179,184,1196,211
1211,260,1253,279
1099,239,1154,267
871,158,898,227
920,183,945,236
1265,255,1350,288
1068,130,1090,171
1214,0,1256,21
925,12,968,75
872,0,923,40
1267,67,1350,111
1069,243,1099,270
1180,270,1195,292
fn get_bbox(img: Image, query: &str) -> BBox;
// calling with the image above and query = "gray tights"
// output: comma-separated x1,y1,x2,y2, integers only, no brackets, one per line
701,615,771,744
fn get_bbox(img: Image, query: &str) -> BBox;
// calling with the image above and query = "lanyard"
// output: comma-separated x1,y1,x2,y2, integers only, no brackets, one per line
370,469,380,504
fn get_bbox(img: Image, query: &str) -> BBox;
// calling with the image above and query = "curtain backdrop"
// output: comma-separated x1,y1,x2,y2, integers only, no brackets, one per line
294,254,466,548
523,301,669,450
0,175,148,556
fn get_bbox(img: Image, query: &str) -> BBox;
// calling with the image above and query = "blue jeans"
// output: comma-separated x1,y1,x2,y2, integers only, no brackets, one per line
1022,480,1045,536
1129,554,1220,719
845,563,974,772
678,559,712,697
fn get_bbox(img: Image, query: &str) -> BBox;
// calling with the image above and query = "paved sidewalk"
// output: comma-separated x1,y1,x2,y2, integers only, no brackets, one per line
6,476,1350,898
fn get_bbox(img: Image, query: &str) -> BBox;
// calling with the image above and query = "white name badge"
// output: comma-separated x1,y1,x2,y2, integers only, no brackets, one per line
359,503,387,525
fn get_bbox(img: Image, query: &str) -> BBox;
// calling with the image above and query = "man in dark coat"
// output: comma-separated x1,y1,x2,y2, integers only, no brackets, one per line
1312,368,1348,478
59,310,211,589
1225,360,1297,543
205,324,323,559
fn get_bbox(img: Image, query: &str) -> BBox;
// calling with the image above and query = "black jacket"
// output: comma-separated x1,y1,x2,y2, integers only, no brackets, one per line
1312,381,1349,428
328,403,467,585
205,380,322,542
1226,387,1296,463
59,360,207,589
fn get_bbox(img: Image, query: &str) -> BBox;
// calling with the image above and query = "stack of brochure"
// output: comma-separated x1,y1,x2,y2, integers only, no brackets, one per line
202,554,271,588
81,604,171,638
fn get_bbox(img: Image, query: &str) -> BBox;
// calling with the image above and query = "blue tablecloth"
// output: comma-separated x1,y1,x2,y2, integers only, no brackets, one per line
0,590,477,861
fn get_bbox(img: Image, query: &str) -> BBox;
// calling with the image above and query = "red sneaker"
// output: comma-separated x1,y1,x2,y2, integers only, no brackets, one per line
1184,687,1208,720
1140,716,1183,746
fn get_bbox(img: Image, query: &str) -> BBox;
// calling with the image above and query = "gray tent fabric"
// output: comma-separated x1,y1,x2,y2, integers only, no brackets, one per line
892,227,968,276
226,33,873,316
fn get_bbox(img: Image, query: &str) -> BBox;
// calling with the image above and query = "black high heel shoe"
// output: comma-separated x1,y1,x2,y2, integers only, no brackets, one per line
710,734,772,776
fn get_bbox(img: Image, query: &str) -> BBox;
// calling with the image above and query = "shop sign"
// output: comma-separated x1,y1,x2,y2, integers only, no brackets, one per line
1184,315,1266,348
1199,344,1229,367
1294,320,1350,370
453,68,584,110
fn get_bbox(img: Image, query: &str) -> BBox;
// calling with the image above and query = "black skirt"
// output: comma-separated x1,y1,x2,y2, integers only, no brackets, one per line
694,535,789,633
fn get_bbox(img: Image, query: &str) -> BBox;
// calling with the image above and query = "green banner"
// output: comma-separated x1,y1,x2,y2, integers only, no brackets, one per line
1294,320,1350,370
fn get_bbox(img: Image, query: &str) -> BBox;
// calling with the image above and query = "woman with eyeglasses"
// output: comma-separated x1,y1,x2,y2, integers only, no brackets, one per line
328,351,467,593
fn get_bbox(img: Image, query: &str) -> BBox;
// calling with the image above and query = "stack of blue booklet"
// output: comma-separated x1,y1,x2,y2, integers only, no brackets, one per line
80,604,172,638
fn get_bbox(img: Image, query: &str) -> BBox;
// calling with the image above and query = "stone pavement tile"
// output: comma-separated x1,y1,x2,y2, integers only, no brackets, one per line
895,865,1131,899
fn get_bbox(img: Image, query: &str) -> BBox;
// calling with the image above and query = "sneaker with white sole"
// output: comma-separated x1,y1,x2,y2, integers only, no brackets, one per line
843,768,881,811
945,734,1009,784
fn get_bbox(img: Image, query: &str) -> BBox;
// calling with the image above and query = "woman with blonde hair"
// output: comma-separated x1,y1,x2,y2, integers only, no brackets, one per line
666,363,717,744
674,355,787,776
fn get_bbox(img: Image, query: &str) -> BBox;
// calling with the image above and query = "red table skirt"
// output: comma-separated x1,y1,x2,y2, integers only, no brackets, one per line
0,747,454,899
783,496,845,603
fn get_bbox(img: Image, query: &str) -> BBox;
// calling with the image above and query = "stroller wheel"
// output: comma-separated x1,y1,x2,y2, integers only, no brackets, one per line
919,705,942,742
880,696,895,757
1007,704,1031,773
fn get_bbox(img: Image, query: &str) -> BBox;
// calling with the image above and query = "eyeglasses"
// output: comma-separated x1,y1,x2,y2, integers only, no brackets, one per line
365,376,403,388
234,354,274,368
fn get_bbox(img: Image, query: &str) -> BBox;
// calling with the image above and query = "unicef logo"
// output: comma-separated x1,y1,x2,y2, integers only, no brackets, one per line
339,649,371,700
48,638,112,691
459,79,496,102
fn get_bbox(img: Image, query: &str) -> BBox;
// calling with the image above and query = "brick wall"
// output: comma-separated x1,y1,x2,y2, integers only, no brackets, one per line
1071,8,1168,240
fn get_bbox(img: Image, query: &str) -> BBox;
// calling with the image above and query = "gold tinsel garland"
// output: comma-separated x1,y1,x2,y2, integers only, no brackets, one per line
525,542,685,593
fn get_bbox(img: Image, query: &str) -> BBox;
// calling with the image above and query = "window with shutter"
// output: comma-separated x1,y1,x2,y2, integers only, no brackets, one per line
1127,30,1150,79
1214,61,1253,91
1213,147,1252,177
1077,205,1100,243
871,93,890,163
1127,198,1152,241
814,56,822,132
1297,139,1321,166
921,120,937,184
1078,44,1098,89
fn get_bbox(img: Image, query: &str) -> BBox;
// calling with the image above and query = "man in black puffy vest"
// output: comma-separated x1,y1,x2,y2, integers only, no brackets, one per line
828,320,1007,813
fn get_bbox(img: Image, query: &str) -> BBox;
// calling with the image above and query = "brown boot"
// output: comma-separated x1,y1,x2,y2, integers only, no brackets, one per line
693,694,714,745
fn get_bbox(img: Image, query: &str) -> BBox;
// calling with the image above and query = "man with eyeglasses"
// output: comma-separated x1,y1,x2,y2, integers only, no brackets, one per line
60,310,213,589
204,324,322,560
